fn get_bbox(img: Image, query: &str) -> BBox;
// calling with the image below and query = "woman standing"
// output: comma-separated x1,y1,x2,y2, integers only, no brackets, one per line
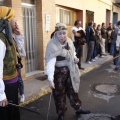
45,23,90,120
96,24,102,58
12,21,26,102
0,6,20,120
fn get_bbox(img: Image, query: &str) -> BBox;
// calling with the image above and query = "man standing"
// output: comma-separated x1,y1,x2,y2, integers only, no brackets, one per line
115,21,120,71
86,22,93,44
86,22,96,64
101,23,107,55
71,20,84,70
107,23,112,31
71,20,83,44
0,6,20,120
107,23,112,53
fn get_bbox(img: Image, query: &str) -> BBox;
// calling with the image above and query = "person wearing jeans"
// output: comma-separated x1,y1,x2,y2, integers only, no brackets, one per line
86,27,96,64
115,21,120,71
110,27,117,55
86,41,95,63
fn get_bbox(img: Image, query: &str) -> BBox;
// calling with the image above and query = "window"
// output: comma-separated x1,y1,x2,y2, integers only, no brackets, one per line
0,0,5,6
56,7,75,26
22,0,35,4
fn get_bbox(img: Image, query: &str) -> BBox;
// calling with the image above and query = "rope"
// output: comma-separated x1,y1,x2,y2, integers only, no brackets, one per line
46,91,52,120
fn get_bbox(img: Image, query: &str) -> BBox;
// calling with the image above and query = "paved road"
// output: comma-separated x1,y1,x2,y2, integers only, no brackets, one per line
20,61,120,120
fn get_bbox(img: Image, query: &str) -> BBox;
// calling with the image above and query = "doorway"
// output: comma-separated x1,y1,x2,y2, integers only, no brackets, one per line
113,12,118,27
22,3,38,73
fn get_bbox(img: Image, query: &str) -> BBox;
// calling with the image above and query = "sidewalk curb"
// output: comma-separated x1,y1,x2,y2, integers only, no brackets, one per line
20,86,51,106
20,56,112,106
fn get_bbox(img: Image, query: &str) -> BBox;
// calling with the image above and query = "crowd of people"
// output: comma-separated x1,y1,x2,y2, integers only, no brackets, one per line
46,20,120,120
71,20,120,71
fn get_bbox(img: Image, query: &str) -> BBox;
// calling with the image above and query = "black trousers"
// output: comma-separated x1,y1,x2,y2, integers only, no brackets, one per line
53,66,81,115
76,45,83,69
0,82,20,120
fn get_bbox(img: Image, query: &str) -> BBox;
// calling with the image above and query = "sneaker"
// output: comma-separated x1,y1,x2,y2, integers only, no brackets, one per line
102,54,107,56
100,55,105,58
57,114,64,120
20,94,25,103
95,57,98,60
111,116,116,120
111,115,120,120
115,68,119,71
75,108,91,115
79,67,85,70
86,61,92,64
91,59,96,62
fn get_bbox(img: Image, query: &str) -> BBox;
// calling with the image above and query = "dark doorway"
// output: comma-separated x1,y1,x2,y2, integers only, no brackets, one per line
86,10,94,27
106,9,111,27
113,12,118,27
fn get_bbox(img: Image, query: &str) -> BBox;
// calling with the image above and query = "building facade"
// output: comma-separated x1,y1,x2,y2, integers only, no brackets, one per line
1,0,120,79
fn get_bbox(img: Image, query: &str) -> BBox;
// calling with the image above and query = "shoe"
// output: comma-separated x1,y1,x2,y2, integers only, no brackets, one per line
75,108,91,115
57,114,64,120
95,57,98,60
100,55,105,58
111,116,116,120
102,54,107,56
20,94,25,103
80,67,85,70
111,115,120,120
86,61,92,64
91,59,96,62
115,68,119,71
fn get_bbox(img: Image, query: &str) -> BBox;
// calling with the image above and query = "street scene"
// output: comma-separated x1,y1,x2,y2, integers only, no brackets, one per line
0,0,120,120
20,59,120,120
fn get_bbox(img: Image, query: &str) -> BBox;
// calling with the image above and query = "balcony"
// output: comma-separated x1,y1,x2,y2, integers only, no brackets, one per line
113,0,120,7
114,0,120,4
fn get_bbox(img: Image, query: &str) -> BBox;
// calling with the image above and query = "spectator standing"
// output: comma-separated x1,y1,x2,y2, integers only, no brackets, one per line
86,23,96,64
101,23,107,55
92,23,97,60
85,22,93,44
12,21,26,102
107,23,112,53
110,27,117,55
96,24,103,58
114,21,120,71
74,30,86,70
71,20,83,48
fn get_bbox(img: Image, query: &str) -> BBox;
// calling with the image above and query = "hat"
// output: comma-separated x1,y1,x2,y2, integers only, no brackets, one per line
55,23,67,31
0,6,14,21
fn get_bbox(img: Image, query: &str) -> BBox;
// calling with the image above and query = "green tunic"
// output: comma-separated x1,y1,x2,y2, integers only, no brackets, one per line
0,32,18,80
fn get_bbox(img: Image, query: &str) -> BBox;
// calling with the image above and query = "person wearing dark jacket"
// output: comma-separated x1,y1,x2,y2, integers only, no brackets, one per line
101,23,107,55
86,26,96,64
92,23,97,60
110,27,117,55
107,23,112,53
85,22,93,44
74,30,86,70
